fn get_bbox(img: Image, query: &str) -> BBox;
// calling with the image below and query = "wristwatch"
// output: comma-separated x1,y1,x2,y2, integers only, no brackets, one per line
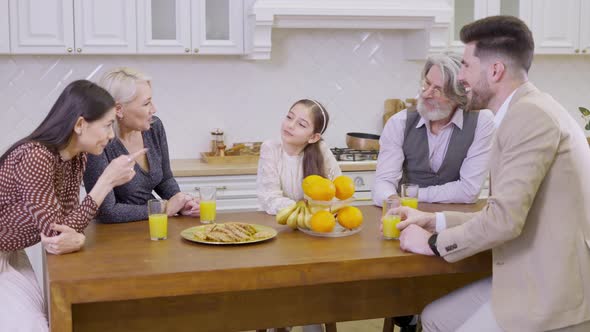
428,233,440,256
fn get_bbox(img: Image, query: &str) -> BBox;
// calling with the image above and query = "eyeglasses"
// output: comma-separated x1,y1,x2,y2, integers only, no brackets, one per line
420,81,444,98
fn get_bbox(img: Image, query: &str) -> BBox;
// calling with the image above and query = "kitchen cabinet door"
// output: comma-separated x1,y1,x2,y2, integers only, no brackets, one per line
450,0,521,51
579,0,590,54
73,0,137,54
9,0,74,54
191,0,244,54
0,0,9,53
523,0,580,54
137,0,192,54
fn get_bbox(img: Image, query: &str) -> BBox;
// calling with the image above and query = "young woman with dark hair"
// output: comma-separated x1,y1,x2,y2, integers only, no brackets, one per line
257,99,341,214
0,80,145,330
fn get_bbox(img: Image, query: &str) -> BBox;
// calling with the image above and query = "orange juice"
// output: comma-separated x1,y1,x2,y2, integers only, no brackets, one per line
401,197,418,209
148,213,168,240
200,200,216,223
383,215,401,239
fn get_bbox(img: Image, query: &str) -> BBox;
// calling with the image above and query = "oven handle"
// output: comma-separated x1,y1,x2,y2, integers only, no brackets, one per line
353,176,365,187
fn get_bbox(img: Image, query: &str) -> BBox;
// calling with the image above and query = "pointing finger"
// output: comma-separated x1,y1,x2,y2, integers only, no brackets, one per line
127,148,148,162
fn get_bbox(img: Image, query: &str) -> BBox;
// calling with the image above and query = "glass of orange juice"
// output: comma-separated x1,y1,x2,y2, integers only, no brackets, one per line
148,199,168,241
401,183,419,209
198,186,217,224
382,197,401,240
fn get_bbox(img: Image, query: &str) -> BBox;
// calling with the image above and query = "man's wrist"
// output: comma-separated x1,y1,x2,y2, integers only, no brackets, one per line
428,233,440,256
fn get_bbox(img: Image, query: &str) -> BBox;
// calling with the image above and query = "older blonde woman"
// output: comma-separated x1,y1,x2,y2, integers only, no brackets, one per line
84,68,199,223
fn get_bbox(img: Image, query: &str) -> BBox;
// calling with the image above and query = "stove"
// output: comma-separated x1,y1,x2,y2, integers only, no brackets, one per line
330,148,379,162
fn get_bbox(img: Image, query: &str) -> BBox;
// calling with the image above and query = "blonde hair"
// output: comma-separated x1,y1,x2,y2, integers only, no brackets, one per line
98,67,151,104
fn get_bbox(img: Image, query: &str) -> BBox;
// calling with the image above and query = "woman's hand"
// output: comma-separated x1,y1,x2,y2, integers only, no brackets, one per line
179,195,200,217
41,224,85,255
166,192,192,216
100,148,148,187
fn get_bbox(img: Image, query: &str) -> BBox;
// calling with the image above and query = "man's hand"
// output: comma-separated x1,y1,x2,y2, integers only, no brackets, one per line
399,224,434,256
391,206,437,233
41,224,85,255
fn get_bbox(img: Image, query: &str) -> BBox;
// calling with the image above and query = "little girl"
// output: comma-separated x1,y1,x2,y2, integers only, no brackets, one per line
257,101,341,332
257,99,342,215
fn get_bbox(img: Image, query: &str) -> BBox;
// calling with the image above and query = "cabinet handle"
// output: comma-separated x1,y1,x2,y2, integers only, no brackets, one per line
77,48,82,53
193,48,199,53
184,48,190,53
575,49,580,53
67,47,73,53
194,186,227,191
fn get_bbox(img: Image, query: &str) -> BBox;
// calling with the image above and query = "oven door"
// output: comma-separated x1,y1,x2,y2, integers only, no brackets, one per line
342,171,375,206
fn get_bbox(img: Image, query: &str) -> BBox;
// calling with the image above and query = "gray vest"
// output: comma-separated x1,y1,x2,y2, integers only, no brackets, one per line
401,108,479,190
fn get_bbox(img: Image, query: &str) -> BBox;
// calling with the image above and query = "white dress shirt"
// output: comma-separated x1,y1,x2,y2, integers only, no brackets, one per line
434,89,518,232
256,139,342,215
372,108,495,207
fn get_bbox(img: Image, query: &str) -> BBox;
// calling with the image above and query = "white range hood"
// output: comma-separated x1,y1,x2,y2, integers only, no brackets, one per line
244,0,453,60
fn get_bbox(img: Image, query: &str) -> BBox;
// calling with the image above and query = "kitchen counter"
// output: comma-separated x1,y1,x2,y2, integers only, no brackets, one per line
171,158,377,177
45,201,490,332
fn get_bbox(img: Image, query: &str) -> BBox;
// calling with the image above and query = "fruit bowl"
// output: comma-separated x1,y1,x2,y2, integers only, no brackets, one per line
297,223,363,238
306,197,356,214
298,197,362,237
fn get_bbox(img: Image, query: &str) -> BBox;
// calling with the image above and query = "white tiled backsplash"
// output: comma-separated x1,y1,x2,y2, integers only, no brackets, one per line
1,29,590,159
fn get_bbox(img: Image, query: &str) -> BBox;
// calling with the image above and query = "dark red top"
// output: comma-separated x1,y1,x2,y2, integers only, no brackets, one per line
0,142,98,251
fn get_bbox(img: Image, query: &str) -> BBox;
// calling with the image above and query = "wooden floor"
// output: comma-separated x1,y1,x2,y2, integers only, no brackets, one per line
246,319,399,332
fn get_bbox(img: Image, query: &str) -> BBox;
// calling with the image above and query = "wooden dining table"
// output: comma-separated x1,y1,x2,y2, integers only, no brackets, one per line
46,201,491,332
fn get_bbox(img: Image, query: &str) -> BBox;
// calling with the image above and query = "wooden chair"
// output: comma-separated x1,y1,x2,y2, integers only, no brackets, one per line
382,317,422,332
382,317,395,332
257,323,337,332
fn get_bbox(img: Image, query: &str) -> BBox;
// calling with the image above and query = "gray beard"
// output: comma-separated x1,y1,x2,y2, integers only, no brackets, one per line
417,98,454,121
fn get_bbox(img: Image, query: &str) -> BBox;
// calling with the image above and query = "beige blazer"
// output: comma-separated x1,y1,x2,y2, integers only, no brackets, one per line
436,83,590,331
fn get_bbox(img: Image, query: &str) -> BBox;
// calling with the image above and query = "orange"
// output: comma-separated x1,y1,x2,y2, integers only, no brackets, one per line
337,206,363,229
333,175,355,200
303,177,336,201
302,175,324,197
310,210,336,233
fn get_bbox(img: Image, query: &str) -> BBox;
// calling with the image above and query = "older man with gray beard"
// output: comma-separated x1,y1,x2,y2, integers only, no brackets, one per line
373,52,495,332
373,53,495,207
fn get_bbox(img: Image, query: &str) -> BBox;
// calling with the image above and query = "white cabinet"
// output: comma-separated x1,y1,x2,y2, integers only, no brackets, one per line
9,0,136,54
191,0,244,54
450,0,521,51
137,0,192,54
176,175,259,212
74,0,137,54
451,0,589,55
137,0,244,55
174,169,376,212
580,0,590,53
0,0,8,53
521,0,588,54
9,0,74,54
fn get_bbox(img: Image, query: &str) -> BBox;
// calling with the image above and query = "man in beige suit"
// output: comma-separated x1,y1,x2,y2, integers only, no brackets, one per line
394,16,590,331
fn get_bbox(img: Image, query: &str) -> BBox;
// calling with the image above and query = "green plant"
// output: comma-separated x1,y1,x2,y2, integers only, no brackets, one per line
579,107,590,130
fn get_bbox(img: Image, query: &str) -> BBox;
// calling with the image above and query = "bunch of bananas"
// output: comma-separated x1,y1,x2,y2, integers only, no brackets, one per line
275,200,312,229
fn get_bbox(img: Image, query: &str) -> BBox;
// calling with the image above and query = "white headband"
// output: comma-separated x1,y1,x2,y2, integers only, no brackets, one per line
310,99,327,134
